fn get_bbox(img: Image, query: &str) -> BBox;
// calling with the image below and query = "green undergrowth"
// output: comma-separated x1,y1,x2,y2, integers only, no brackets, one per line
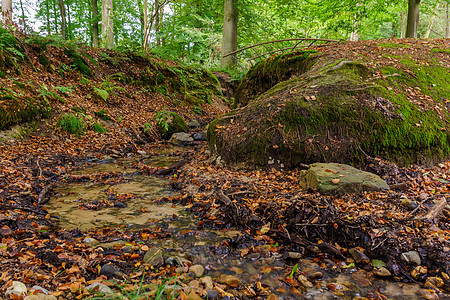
137,59,222,106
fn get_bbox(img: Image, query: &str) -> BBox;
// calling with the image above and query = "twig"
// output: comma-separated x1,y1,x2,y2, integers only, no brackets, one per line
415,197,448,221
389,182,407,190
36,160,43,177
409,194,446,216
227,190,254,197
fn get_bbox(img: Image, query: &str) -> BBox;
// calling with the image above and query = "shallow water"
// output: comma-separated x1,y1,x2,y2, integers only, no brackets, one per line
47,155,444,299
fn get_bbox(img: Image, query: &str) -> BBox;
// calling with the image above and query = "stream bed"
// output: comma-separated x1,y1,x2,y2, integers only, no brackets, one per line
46,152,438,299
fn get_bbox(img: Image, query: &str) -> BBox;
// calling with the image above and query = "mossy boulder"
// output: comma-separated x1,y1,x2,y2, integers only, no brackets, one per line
156,111,188,139
208,44,450,169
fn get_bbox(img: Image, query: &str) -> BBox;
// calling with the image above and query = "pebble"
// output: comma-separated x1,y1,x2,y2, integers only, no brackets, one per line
307,271,324,280
419,288,439,300
137,150,147,156
200,276,214,289
188,120,201,129
400,251,421,265
411,266,427,279
85,282,114,294
82,237,99,246
175,266,189,273
298,274,313,288
99,264,127,279
30,286,50,295
373,267,392,277
188,291,203,300
143,247,164,267
349,248,370,264
193,132,207,141
288,252,302,259
218,274,240,288
425,277,444,288
189,265,205,277
206,289,219,299
24,295,57,300
6,281,27,297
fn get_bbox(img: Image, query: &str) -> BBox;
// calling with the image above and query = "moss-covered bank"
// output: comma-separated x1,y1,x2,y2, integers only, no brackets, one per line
208,40,450,169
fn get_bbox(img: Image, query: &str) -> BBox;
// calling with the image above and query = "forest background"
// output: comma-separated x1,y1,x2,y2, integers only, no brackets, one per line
1,0,450,71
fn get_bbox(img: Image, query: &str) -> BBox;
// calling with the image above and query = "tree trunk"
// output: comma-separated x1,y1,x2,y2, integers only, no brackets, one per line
2,0,12,26
92,0,99,47
155,0,161,46
446,2,450,38
46,0,51,35
406,0,421,38
19,0,26,28
221,0,238,68
58,0,67,39
425,0,440,38
101,0,114,48
400,11,406,38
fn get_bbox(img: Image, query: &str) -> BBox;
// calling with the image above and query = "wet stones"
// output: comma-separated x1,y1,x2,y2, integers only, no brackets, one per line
217,274,240,288
349,248,370,265
99,264,127,279
169,132,194,146
143,247,164,267
373,267,392,277
189,264,205,277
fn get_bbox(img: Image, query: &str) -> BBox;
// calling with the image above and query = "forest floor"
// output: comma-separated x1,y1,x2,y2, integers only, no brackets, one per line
0,37,449,299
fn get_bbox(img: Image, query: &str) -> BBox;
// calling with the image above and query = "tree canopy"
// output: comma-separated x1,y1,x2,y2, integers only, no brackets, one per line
1,0,449,67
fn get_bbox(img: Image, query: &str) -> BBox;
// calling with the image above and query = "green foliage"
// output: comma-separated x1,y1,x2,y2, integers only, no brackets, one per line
38,84,65,103
192,106,202,114
0,28,24,70
57,113,85,136
92,122,108,133
94,87,109,102
95,109,111,121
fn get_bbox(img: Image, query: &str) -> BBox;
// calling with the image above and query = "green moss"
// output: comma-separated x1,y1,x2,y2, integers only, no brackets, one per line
377,42,408,49
94,109,111,121
64,48,92,77
431,48,450,54
0,87,50,130
209,53,450,168
155,109,188,139
235,50,319,107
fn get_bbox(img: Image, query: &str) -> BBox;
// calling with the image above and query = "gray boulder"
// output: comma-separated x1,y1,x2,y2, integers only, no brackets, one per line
299,163,389,196
168,132,194,146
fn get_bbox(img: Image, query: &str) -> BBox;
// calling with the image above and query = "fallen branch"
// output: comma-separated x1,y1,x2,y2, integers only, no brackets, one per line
389,182,408,190
416,197,448,222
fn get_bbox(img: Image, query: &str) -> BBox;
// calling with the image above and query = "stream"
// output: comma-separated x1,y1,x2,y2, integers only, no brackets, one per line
46,150,437,299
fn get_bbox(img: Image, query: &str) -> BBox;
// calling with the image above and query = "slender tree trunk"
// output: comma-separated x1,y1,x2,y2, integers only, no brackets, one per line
92,0,99,46
155,0,161,46
101,0,114,48
67,3,71,39
46,0,51,35
58,0,67,39
221,0,238,68
425,1,440,38
400,11,406,38
19,0,26,28
406,0,421,38
53,0,58,33
447,2,450,38
2,0,13,26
